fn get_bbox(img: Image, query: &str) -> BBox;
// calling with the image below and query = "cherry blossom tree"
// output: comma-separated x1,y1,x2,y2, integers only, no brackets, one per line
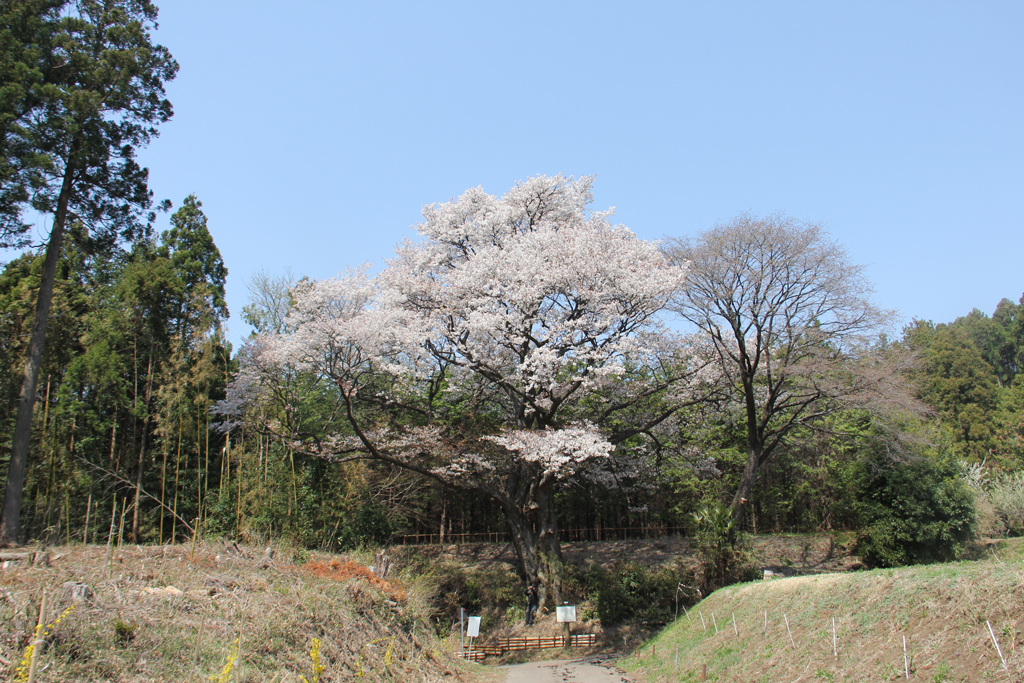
232,175,710,605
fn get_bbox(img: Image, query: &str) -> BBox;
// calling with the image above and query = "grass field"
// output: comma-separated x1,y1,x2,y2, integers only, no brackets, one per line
0,542,485,682
622,539,1024,682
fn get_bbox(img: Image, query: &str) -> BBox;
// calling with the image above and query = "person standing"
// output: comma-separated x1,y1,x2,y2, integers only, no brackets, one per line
525,584,539,626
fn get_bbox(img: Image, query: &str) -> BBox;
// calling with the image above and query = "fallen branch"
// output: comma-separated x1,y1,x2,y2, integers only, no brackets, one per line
70,453,194,535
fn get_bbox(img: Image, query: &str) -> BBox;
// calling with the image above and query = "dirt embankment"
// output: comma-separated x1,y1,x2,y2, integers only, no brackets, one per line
398,532,861,576
0,542,481,682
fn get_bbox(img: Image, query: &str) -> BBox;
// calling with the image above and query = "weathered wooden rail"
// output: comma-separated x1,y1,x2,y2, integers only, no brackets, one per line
457,633,598,659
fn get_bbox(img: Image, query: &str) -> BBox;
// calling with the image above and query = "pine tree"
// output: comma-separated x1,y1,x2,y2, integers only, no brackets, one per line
1,0,177,544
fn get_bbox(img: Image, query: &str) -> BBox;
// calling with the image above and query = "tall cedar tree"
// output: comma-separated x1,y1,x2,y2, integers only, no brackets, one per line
0,0,63,243
1,0,177,545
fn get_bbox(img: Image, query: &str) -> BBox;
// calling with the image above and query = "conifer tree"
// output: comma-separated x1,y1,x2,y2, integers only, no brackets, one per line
1,0,177,544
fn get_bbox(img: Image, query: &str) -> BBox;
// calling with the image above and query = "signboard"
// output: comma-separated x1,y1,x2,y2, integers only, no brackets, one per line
556,605,577,623
466,616,481,638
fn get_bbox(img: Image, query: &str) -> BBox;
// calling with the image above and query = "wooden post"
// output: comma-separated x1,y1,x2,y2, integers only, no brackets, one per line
26,590,47,683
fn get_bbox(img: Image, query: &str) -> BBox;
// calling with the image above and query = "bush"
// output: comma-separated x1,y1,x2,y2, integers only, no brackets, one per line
409,558,522,633
690,501,750,593
853,450,975,567
989,471,1024,536
337,499,394,549
579,561,688,627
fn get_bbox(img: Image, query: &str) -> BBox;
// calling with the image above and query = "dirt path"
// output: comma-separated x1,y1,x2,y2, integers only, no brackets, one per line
499,657,637,683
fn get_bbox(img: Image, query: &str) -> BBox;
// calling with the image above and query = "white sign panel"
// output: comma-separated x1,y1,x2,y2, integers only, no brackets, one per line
466,616,481,638
556,605,576,623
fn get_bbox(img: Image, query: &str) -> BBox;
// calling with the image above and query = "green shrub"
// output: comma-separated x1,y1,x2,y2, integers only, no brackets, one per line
690,501,750,593
338,499,393,549
989,471,1024,536
581,561,687,627
412,558,522,633
112,618,136,644
853,450,975,567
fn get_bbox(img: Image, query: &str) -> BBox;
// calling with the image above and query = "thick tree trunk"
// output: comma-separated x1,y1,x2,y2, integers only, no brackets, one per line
0,161,75,546
729,443,764,527
502,477,563,613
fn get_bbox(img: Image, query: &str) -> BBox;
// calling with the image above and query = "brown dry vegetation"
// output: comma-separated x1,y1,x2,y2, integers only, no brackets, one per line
0,542,488,682
623,538,1024,683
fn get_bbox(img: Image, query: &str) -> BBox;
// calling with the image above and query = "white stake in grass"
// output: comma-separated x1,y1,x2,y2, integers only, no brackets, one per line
832,617,837,660
699,610,707,632
732,612,738,636
903,635,909,679
784,614,796,650
987,620,1009,674
763,610,768,636
712,612,719,634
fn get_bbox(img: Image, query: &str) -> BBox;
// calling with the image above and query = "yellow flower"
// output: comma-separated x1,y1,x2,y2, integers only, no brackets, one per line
299,637,326,683
210,636,240,683
14,605,75,682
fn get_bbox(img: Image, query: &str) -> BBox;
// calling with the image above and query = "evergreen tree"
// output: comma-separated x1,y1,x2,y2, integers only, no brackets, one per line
1,0,177,544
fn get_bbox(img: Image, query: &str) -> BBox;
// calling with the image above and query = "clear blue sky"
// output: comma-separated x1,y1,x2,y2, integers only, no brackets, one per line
122,1,1023,348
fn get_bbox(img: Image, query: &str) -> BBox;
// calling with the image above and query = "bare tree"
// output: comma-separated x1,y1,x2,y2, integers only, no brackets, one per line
665,213,921,525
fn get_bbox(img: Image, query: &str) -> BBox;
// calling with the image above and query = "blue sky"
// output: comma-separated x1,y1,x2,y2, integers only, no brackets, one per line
113,1,1024,347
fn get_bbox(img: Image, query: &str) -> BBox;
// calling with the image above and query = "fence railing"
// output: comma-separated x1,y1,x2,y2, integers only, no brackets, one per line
456,633,598,659
395,526,688,545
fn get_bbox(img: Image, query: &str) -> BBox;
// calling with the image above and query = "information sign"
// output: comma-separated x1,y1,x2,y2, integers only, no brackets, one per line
556,605,577,623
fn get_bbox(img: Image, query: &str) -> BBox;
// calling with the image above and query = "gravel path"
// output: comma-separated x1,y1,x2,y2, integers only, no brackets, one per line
499,657,636,683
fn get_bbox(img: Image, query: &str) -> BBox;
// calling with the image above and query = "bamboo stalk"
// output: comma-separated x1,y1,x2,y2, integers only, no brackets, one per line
173,415,182,542
160,435,168,542
106,498,118,576
26,589,46,683
236,437,242,536
83,490,91,545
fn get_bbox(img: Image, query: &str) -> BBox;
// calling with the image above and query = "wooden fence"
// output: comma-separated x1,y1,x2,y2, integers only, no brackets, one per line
457,633,598,659
395,526,688,545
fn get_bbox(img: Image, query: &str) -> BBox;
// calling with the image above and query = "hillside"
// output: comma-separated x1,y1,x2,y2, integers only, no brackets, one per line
0,542,492,682
622,539,1024,682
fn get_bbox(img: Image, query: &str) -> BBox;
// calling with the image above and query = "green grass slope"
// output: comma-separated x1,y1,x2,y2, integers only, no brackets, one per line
623,540,1024,682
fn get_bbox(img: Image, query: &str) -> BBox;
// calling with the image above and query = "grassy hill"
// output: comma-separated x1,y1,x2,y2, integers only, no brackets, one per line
0,542,490,682
621,539,1024,682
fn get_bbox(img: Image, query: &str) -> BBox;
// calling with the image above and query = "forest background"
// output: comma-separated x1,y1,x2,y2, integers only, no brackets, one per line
1,1,1023,603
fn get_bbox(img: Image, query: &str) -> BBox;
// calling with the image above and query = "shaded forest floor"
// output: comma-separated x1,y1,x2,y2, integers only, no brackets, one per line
397,532,862,577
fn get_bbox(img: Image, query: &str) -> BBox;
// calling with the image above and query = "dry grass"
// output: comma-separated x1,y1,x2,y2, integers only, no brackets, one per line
622,537,1024,683
0,541,489,682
